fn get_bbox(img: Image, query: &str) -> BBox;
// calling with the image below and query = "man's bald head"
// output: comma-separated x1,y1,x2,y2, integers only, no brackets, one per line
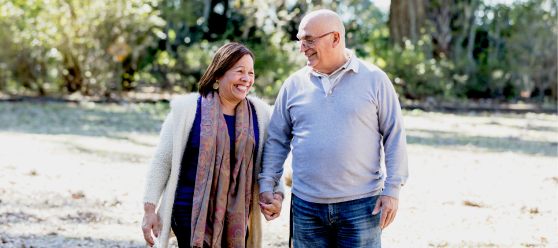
297,9,350,74
300,9,345,40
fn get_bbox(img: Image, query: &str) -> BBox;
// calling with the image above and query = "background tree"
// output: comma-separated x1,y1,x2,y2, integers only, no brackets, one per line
0,0,555,103
389,0,428,47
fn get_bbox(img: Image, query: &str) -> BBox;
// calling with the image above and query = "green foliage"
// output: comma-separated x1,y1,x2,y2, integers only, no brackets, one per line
0,0,555,102
500,0,557,101
0,0,164,96
369,0,556,102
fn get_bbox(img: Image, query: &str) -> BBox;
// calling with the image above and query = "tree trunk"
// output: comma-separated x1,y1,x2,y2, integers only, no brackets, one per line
389,0,428,47
465,0,479,64
163,9,175,91
202,0,212,29
429,0,452,57
0,74,4,92
551,54,557,100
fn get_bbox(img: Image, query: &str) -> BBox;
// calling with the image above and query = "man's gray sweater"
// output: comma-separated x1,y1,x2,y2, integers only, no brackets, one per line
258,51,409,204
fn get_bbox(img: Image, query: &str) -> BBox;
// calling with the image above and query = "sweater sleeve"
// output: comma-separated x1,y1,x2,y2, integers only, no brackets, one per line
376,76,409,200
273,176,287,196
258,83,293,194
143,111,174,205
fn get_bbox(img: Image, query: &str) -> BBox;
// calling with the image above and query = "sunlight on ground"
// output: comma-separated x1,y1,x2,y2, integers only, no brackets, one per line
0,102,556,247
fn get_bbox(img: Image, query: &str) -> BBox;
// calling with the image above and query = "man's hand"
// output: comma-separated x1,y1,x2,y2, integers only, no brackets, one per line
259,191,274,205
372,195,398,230
141,203,159,247
258,191,283,221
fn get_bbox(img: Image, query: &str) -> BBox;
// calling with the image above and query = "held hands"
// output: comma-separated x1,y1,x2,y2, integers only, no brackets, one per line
258,191,283,221
372,195,398,230
141,203,159,247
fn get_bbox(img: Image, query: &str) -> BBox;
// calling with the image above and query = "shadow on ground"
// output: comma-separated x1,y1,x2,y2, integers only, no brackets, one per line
0,102,169,139
0,233,147,248
491,122,558,133
406,129,557,157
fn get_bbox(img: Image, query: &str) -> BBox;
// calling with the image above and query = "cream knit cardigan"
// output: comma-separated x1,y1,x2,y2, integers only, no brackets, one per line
143,93,285,248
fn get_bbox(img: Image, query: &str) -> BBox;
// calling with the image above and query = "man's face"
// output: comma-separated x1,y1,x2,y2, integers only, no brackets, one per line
297,18,332,71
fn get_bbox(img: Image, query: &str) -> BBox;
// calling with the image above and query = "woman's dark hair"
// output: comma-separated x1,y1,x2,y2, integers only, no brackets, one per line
198,43,255,97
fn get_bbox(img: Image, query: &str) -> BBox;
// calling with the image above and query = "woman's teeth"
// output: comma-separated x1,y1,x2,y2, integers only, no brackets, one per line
236,85,247,90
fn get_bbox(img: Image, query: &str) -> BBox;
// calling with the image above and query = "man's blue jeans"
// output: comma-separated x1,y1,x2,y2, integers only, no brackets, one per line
292,194,382,248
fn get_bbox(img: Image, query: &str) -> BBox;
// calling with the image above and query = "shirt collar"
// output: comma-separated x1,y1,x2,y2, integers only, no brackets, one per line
344,49,359,73
308,49,359,77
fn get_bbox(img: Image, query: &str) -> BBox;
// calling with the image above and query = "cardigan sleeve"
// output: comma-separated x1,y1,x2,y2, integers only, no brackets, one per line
143,111,174,206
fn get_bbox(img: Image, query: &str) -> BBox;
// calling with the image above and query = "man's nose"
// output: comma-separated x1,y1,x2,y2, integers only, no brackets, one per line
299,43,308,53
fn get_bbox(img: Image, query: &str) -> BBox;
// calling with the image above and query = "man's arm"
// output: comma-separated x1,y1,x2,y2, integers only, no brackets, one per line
377,75,409,199
258,84,293,212
373,75,409,229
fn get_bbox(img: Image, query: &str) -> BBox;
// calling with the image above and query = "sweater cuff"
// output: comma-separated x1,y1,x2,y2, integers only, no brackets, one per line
143,193,161,207
142,188,161,206
259,180,277,194
380,184,400,200
273,176,286,195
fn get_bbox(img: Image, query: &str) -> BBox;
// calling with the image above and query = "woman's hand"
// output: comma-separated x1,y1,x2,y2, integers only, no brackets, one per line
258,192,283,221
141,203,159,247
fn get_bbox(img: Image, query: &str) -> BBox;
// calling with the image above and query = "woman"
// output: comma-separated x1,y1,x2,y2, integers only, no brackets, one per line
141,43,285,248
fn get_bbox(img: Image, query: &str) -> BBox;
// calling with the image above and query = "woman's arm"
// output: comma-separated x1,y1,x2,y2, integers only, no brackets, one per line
141,111,174,246
143,111,174,205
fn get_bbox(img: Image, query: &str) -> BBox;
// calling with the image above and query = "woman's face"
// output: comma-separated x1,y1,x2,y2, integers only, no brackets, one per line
216,54,254,103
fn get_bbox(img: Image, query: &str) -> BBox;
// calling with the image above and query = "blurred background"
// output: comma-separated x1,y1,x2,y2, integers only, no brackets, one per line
0,0,556,247
0,0,556,106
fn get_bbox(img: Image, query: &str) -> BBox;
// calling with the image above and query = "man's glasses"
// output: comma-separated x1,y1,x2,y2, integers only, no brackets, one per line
296,31,336,49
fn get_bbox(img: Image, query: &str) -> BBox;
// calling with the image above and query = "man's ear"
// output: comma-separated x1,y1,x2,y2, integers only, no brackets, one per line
332,32,341,48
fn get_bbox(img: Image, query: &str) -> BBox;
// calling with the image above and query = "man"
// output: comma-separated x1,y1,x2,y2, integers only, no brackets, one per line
258,9,409,247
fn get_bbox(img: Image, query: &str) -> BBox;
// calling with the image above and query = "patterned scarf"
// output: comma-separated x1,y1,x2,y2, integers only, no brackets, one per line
190,92,256,248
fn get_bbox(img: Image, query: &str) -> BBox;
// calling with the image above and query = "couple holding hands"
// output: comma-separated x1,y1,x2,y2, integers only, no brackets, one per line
141,9,409,248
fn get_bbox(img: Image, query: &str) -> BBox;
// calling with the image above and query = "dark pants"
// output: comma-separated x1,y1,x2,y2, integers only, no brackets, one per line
171,204,197,247
292,194,382,248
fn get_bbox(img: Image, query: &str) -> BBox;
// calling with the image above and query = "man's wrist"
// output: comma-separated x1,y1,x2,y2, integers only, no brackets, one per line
273,192,284,201
380,185,400,200
258,181,277,194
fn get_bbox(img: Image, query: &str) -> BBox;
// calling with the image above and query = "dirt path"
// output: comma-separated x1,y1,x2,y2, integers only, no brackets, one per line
0,102,556,247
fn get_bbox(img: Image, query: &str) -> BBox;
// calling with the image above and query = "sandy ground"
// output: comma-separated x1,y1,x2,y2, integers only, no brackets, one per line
0,102,556,247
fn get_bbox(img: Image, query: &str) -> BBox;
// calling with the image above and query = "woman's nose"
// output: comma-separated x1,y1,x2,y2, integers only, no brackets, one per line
241,73,249,82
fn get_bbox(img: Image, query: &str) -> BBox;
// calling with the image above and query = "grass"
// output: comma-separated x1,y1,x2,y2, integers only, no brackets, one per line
402,109,557,156
0,102,556,247
0,101,169,137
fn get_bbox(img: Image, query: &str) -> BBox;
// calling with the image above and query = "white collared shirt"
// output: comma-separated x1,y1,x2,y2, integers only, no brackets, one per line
310,49,357,96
